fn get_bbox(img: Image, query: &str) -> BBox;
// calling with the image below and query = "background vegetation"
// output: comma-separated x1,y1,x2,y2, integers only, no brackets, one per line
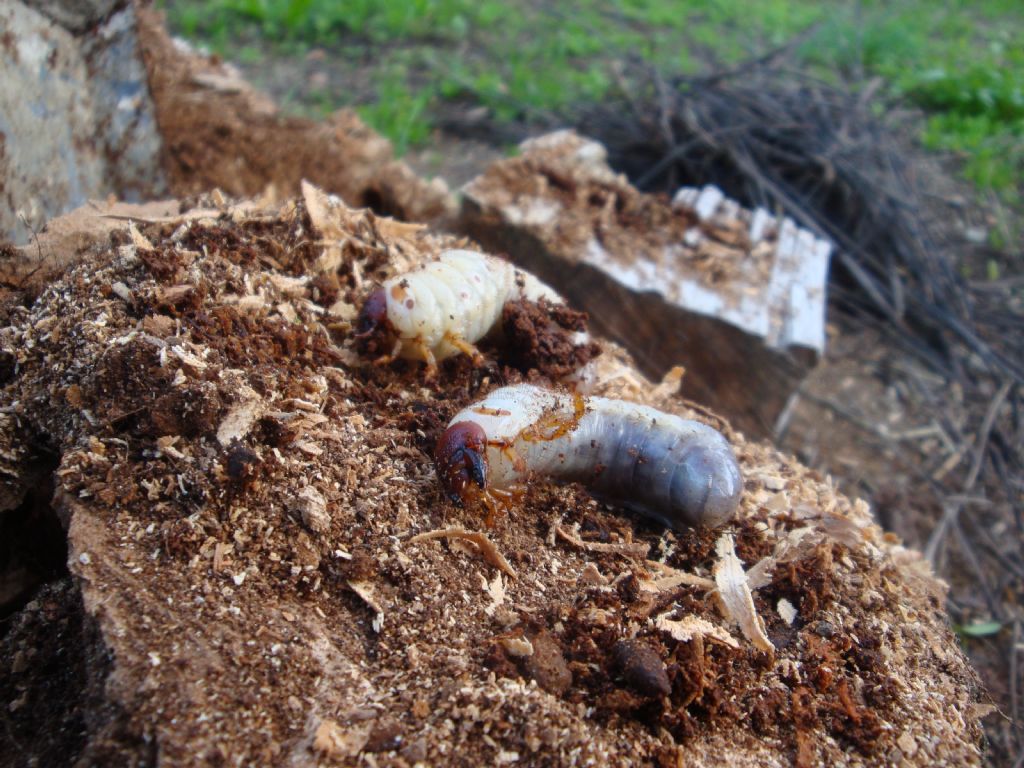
164,0,1023,211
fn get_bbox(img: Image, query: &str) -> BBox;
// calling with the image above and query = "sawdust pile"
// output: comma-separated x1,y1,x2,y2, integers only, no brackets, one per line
0,188,986,766
135,7,453,223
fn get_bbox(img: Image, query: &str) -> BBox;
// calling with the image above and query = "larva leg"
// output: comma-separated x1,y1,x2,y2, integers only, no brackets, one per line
444,332,484,366
417,343,439,381
479,491,501,528
372,338,404,367
388,339,440,381
480,486,521,527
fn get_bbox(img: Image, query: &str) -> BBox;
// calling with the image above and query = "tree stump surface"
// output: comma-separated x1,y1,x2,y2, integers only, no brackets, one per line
0,189,986,766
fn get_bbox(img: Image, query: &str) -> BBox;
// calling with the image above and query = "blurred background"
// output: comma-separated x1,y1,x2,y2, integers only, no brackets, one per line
162,0,1022,231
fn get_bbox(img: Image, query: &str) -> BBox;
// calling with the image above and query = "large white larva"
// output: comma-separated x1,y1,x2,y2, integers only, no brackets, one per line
355,249,580,373
434,384,743,529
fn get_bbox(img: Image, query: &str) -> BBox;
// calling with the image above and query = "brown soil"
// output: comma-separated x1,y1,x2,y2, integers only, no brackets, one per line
135,6,453,224
500,298,601,382
0,191,985,765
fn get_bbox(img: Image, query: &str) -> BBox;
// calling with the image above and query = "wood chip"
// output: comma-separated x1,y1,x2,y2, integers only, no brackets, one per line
483,572,507,615
313,718,372,757
327,299,357,320
747,522,840,590
408,527,517,578
648,365,686,404
654,613,739,648
169,344,208,372
216,388,264,447
500,636,534,658
713,533,774,653
374,216,427,242
819,510,869,549
292,486,330,534
778,598,798,626
896,730,918,757
268,273,310,298
302,180,344,240
293,440,324,457
348,580,385,633
578,562,609,586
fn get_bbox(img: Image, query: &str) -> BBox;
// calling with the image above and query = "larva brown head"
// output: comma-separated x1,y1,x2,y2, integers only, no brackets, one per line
434,421,488,504
354,287,397,355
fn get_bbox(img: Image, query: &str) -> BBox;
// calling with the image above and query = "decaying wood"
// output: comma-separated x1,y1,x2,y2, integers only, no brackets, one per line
0,188,986,766
460,130,832,436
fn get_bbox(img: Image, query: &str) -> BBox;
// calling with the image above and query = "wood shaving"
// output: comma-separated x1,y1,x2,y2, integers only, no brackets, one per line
293,440,324,457
292,487,330,534
408,528,517,578
648,365,686,404
127,221,154,250
500,636,534,658
555,525,649,559
301,180,345,241
268,273,310,298
713,533,774,653
749,527,823,588
638,569,716,592
169,344,208,372
819,509,871,550
745,557,776,591
301,181,347,274
578,562,609,586
373,216,428,242
747,520,848,590
327,299,357,320
778,598,798,626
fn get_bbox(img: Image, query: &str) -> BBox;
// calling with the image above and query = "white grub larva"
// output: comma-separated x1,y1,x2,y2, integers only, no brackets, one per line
434,384,743,529
355,249,583,374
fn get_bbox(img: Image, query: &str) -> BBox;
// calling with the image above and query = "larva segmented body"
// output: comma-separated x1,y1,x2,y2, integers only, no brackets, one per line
356,249,577,372
435,384,743,529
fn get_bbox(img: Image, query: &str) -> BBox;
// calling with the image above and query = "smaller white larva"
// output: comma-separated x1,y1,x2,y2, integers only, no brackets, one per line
356,249,581,374
434,384,743,529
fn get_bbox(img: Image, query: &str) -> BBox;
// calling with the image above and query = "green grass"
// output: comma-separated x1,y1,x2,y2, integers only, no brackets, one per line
162,0,1024,205
805,1,1024,205
356,66,433,156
